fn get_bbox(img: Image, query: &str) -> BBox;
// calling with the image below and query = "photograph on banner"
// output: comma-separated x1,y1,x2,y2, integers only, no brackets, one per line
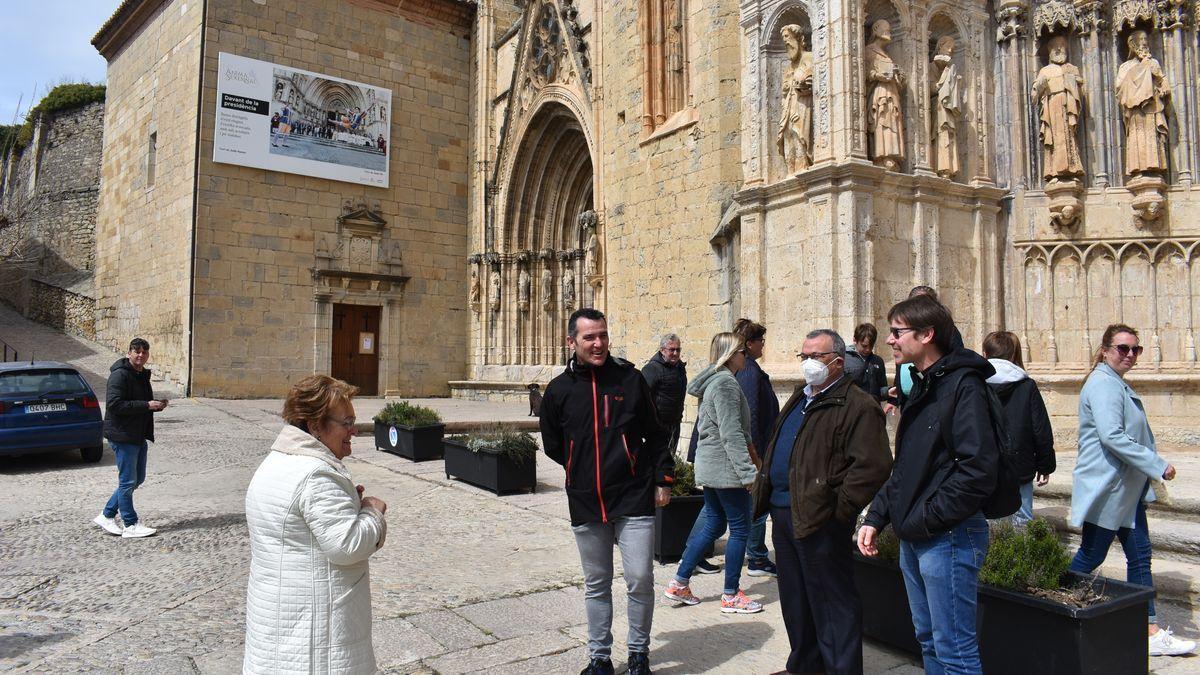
213,52,391,187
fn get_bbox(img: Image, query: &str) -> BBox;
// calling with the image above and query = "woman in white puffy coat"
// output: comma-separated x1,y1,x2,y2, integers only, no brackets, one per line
244,375,388,674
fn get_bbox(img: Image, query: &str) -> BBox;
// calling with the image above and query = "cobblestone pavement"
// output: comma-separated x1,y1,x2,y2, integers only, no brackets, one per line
2,308,1196,673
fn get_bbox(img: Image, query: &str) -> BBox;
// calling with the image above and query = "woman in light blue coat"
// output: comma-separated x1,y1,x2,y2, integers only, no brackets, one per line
1070,324,1193,657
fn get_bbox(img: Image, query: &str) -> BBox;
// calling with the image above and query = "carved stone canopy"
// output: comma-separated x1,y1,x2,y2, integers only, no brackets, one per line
337,200,387,237
1033,0,1079,34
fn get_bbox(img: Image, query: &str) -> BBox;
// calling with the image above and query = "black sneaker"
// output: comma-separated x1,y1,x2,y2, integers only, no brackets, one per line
746,558,778,577
580,657,614,675
628,651,652,675
695,558,721,574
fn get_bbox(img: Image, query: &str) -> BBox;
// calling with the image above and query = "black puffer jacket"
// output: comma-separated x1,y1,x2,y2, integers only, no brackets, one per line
642,352,687,423
540,355,674,525
845,349,888,402
102,358,156,444
864,348,999,540
987,359,1055,482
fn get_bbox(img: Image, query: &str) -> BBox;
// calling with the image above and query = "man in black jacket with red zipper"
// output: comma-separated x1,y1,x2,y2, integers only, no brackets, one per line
540,308,674,675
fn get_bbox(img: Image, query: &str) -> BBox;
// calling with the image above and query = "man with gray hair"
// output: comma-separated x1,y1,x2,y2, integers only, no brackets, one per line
752,328,892,674
642,333,687,455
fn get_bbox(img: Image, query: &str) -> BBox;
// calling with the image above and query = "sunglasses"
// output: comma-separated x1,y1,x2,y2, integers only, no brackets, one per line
888,326,925,339
1110,344,1143,357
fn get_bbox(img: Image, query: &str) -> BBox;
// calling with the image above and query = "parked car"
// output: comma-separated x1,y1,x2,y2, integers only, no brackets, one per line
0,361,104,462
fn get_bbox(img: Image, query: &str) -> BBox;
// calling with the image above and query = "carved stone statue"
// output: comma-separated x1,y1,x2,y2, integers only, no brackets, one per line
1115,30,1170,176
1032,36,1085,179
562,269,576,310
777,25,814,175
579,210,600,277
866,20,906,171
518,266,531,310
930,36,963,179
541,267,553,310
489,268,502,312
469,266,481,306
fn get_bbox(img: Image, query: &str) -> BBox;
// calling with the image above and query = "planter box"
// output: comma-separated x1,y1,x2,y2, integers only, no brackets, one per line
375,422,444,461
654,493,705,563
854,554,1154,675
443,439,536,495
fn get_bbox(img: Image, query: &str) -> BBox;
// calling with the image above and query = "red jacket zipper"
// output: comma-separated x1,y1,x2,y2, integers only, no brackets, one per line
566,439,574,486
621,433,636,475
605,395,610,427
591,371,609,522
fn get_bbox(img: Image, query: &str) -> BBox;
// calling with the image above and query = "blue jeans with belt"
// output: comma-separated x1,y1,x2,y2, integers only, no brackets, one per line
1069,501,1156,623
899,512,990,675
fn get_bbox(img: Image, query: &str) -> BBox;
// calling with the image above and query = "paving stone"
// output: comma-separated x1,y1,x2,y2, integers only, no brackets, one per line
406,610,497,652
423,630,580,674
373,616,448,668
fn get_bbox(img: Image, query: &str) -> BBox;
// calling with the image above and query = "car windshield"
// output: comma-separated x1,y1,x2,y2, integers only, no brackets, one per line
0,370,90,398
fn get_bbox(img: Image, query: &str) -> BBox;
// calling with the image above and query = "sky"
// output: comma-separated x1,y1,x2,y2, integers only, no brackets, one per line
0,1,124,124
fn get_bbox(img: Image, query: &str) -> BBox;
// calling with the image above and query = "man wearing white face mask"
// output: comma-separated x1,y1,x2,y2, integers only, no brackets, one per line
752,329,892,674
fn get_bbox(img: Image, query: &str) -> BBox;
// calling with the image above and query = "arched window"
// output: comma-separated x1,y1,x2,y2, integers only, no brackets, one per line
641,0,688,135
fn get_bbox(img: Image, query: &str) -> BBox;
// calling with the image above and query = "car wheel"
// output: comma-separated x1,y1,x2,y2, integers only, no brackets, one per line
81,446,104,463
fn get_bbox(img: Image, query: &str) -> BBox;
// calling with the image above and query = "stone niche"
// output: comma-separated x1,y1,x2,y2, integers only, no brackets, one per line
736,0,1004,378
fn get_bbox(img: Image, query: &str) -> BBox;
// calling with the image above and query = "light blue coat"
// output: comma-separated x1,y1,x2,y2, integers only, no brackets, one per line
1071,363,1169,530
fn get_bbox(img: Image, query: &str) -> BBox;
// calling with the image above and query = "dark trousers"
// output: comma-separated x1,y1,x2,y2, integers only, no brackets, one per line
771,506,863,675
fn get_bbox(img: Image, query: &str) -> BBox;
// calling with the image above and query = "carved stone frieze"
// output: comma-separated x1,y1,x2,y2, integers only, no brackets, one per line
1155,0,1188,29
996,0,1029,42
1074,0,1107,33
1033,0,1078,34
1113,0,1157,29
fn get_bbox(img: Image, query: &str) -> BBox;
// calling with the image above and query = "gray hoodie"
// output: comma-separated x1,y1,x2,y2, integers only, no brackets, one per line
687,364,758,488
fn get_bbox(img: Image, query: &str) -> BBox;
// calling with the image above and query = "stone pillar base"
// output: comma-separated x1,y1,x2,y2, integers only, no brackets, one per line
1126,174,1167,227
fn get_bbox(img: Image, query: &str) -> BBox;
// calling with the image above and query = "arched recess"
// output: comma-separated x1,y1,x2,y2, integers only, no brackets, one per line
764,2,813,183
492,101,595,366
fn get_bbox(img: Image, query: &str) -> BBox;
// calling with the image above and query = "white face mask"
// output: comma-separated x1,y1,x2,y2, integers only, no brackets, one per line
802,357,830,387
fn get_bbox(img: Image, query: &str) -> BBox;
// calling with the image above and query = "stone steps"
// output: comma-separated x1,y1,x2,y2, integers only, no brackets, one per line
1036,480,1200,524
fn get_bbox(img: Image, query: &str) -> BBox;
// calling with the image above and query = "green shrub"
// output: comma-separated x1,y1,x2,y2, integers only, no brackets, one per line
874,525,901,563
5,83,106,153
373,400,441,427
670,454,697,497
980,518,1071,592
462,426,539,466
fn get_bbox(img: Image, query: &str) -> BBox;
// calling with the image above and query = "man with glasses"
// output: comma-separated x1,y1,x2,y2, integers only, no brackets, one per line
752,329,891,675
642,333,687,456
858,295,1000,674
93,338,168,539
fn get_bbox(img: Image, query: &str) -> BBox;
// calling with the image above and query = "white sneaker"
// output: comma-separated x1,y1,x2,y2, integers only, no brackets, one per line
121,522,157,538
93,513,122,536
1149,627,1196,656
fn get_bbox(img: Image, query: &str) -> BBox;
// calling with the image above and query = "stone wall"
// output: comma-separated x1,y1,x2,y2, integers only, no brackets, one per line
0,101,104,340
94,0,204,387
188,0,473,397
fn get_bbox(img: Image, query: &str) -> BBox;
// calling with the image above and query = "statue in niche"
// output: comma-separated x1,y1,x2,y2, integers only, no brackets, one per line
1115,30,1171,177
580,210,600,277
489,268,501,312
1032,36,1085,179
518,266,531,310
866,20,906,171
469,266,481,306
541,267,554,311
562,269,576,310
930,36,963,179
776,25,814,175
665,0,684,112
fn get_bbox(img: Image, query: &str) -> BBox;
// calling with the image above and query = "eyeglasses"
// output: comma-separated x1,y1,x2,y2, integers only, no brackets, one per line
664,348,681,353
798,351,836,361
888,326,924,339
1110,344,1143,357
330,416,357,430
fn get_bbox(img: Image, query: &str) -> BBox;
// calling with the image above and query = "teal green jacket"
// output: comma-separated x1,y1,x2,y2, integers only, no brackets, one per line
687,364,757,488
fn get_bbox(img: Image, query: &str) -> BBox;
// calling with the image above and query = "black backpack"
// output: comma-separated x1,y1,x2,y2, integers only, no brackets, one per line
937,370,1022,519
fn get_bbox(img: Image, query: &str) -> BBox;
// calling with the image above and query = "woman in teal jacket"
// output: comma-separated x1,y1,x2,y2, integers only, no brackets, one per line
1070,324,1193,657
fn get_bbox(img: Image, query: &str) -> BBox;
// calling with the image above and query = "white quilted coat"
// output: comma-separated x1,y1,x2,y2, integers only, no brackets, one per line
243,425,387,674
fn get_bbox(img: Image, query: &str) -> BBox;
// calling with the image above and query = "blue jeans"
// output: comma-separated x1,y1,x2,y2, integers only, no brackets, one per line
676,487,752,595
1069,501,1156,623
103,440,148,525
1013,481,1035,526
899,512,989,675
686,506,771,563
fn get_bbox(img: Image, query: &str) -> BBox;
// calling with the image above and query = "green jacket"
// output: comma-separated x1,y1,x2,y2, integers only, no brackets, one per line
688,364,757,489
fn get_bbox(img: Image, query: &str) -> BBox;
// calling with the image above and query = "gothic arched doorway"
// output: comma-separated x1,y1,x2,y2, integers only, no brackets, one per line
489,102,594,367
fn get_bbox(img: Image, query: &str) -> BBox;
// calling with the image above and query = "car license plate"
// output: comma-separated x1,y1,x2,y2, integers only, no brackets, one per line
25,403,67,413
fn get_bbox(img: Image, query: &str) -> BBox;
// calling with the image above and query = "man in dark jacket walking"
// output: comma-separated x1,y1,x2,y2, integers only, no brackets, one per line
858,295,1000,674
752,329,892,675
93,338,167,539
540,309,674,675
642,333,687,455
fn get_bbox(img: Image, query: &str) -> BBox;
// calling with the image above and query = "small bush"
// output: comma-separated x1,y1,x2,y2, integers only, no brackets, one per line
670,454,697,496
374,400,441,427
980,518,1071,592
874,525,901,563
5,83,106,153
463,426,539,466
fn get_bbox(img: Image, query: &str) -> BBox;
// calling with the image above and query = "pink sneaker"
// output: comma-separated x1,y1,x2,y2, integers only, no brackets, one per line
720,589,763,614
663,579,700,606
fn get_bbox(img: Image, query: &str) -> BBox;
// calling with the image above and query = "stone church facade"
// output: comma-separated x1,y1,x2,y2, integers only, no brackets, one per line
467,0,1200,440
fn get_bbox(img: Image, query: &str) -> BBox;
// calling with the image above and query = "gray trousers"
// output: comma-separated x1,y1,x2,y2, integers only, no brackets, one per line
572,515,656,659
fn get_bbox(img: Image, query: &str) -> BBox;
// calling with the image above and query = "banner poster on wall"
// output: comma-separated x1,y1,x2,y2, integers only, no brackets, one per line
213,52,391,188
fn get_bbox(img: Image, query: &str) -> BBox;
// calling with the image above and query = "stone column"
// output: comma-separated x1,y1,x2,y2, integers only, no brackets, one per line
1102,29,1125,186
740,8,766,184
827,0,863,162
995,0,1029,188
736,203,765,324
1159,6,1194,185
810,0,835,165
912,199,940,288
911,7,934,175
1076,1,1111,187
